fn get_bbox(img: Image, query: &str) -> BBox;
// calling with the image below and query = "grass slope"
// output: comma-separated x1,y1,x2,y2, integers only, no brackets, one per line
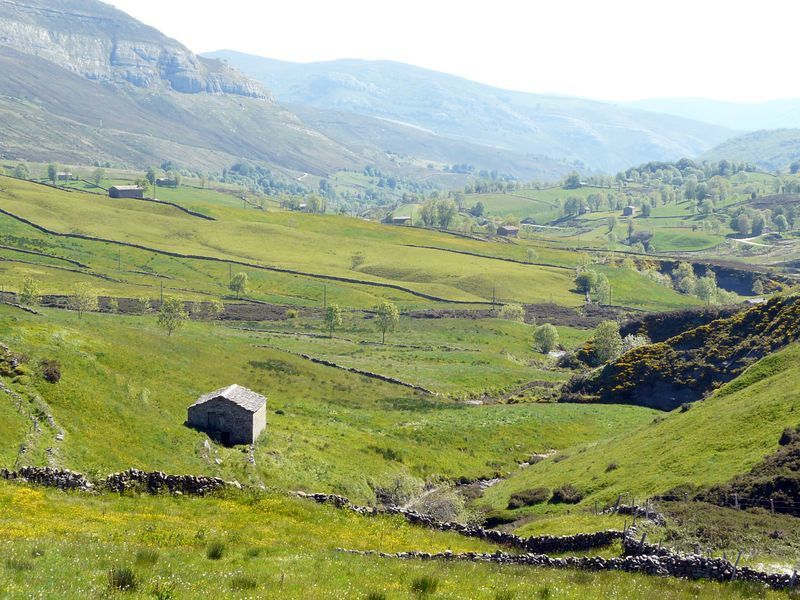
481,342,800,517
0,482,770,599
0,305,655,502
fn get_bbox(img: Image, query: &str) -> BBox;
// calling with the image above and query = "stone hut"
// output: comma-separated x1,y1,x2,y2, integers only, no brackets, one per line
497,225,520,237
622,205,636,217
391,216,412,225
109,185,144,199
187,384,266,445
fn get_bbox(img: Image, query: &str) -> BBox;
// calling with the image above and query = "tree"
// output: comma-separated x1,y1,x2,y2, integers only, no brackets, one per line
752,279,764,295
47,163,58,184
751,213,766,236
205,299,224,321
324,303,343,338
374,300,399,344
498,303,525,322
93,168,105,186
19,277,41,306
533,323,559,353
593,273,612,305
350,252,365,270
640,203,652,217
157,297,188,336
436,199,457,230
774,214,789,232
732,214,751,236
145,167,158,186
419,199,437,227
106,297,119,314
592,320,623,363
694,275,719,305
469,202,485,217
14,164,29,180
607,216,617,232
68,283,98,318
133,297,152,315
229,272,249,299
575,270,598,294
627,218,635,240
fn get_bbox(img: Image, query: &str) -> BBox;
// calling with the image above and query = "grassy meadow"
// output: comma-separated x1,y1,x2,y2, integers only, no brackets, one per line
0,482,780,599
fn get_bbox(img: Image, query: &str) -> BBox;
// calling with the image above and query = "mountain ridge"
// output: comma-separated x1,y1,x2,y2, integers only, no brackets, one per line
205,50,736,173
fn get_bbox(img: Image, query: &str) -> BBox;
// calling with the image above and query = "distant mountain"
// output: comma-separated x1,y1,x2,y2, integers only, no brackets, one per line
0,0,358,175
703,129,800,172
627,98,800,131
205,51,735,173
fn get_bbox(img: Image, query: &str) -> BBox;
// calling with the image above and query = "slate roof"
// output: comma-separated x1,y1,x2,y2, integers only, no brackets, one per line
191,384,266,413
109,185,143,191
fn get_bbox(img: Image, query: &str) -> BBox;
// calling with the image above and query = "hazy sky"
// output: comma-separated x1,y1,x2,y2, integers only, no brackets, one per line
109,0,798,103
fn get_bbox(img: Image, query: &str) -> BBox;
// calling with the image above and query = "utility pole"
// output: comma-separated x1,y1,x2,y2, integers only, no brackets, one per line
492,286,496,311
160,281,163,305
117,249,121,271
323,285,327,310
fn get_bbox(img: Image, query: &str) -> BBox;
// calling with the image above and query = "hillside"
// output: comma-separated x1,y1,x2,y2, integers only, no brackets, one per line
205,51,735,173
0,0,358,176
562,296,800,410
482,341,800,516
702,129,800,172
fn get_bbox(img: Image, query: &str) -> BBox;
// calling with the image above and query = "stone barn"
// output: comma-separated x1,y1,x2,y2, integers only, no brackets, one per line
109,185,144,199
497,225,520,237
187,384,266,445
622,205,636,217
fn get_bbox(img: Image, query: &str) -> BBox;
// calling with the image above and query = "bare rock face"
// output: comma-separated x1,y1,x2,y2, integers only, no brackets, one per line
0,0,269,99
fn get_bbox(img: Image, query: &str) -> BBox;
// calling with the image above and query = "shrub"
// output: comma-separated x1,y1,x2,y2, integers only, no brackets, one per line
5,558,33,571
533,323,559,353
108,565,137,591
39,359,61,383
499,303,525,322
373,472,424,507
779,426,799,446
605,462,619,472
507,487,550,509
229,574,257,591
365,592,388,600
206,541,225,560
410,575,439,597
150,582,175,600
482,511,516,528
550,484,584,504
135,548,159,566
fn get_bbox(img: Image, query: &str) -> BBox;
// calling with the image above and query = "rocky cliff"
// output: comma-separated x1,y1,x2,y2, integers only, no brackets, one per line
0,0,268,98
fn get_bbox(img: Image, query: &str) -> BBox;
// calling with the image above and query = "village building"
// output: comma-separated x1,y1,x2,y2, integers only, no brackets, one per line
109,185,144,199
390,215,412,226
56,172,73,181
497,225,520,237
155,177,178,187
187,384,266,446
622,205,636,217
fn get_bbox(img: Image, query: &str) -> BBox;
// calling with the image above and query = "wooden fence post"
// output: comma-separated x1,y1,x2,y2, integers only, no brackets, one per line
732,550,743,580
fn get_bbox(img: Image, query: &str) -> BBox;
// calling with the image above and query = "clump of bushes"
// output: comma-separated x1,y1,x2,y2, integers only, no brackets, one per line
108,565,137,591
135,548,159,566
410,575,439,597
38,359,61,383
507,487,550,509
206,541,225,560
550,484,584,504
229,574,257,591
779,426,799,446
605,462,619,472
482,511,516,528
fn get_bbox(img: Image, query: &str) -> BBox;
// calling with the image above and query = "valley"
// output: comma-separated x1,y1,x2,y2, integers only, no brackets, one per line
0,0,799,597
